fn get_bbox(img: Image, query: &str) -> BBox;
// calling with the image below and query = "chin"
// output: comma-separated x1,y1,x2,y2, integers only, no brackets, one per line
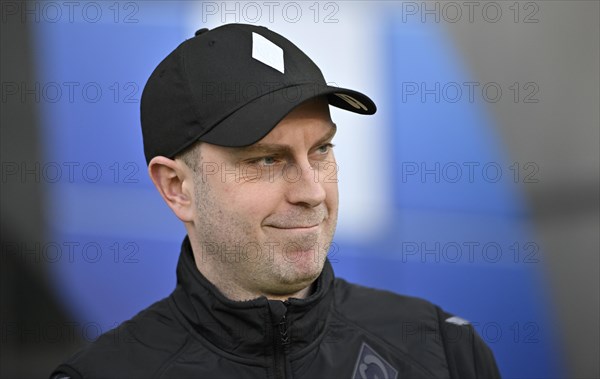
277,253,325,286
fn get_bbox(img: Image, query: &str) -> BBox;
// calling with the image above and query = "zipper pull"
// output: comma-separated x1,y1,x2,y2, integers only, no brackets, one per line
279,300,290,345
279,313,290,345
269,300,291,346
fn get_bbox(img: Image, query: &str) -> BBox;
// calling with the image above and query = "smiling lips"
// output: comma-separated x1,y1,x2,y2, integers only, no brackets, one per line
264,209,327,231
267,224,320,230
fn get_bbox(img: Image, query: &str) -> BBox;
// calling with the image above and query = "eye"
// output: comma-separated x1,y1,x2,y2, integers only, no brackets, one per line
316,143,334,155
261,156,276,166
248,156,278,166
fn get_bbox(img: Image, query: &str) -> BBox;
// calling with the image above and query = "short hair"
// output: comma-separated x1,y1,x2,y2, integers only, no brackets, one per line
175,141,202,172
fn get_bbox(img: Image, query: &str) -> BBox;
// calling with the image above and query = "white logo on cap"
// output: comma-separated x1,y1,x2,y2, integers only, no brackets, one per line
335,93,368,111
252,32,284,74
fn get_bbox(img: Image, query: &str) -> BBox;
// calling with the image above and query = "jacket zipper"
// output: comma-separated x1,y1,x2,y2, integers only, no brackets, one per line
274,301,290,379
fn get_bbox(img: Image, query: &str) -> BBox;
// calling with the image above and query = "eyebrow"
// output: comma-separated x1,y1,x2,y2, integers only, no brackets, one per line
233,123,337,157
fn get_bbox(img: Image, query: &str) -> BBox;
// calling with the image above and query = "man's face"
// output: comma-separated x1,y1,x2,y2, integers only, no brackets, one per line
188,98,338,299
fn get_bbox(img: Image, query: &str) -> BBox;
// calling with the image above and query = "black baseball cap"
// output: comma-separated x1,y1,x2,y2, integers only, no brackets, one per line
140,23,376,164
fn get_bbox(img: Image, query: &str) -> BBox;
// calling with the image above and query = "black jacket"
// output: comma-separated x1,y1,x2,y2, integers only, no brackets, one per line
51,237,501,378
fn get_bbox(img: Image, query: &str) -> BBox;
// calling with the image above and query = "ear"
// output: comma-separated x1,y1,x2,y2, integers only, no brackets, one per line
148,156,195,223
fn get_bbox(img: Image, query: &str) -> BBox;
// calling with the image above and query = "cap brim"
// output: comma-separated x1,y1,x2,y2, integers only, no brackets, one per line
197,83,376,147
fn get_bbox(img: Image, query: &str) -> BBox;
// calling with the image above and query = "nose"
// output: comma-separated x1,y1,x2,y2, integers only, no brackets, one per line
283,160,327,208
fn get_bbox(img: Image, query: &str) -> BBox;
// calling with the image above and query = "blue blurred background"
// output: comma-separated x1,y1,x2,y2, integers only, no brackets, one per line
2,1,598,378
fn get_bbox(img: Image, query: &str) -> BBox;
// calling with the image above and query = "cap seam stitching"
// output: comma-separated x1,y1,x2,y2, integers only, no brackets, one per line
205,81,326,128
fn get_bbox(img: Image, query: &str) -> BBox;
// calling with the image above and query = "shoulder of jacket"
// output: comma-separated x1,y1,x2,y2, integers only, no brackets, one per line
333,278,438,324
331,279,443,368
50,296,192,379
437,308,502,379
332,279,501,379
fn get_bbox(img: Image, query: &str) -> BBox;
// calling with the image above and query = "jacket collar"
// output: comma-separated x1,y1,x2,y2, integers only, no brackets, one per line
171,236,335,359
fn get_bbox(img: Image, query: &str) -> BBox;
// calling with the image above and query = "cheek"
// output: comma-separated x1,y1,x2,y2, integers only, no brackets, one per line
218,180,284,216
324,181,339,213
322,160,339,209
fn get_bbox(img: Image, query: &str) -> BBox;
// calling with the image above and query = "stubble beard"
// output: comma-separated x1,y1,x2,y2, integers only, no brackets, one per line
190,171,337,300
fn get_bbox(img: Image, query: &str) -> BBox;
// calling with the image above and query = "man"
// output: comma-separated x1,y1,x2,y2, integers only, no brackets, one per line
51,23,500,378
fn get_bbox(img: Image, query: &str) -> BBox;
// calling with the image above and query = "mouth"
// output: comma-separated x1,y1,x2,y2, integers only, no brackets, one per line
266,224,320,231
263,211,327,233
